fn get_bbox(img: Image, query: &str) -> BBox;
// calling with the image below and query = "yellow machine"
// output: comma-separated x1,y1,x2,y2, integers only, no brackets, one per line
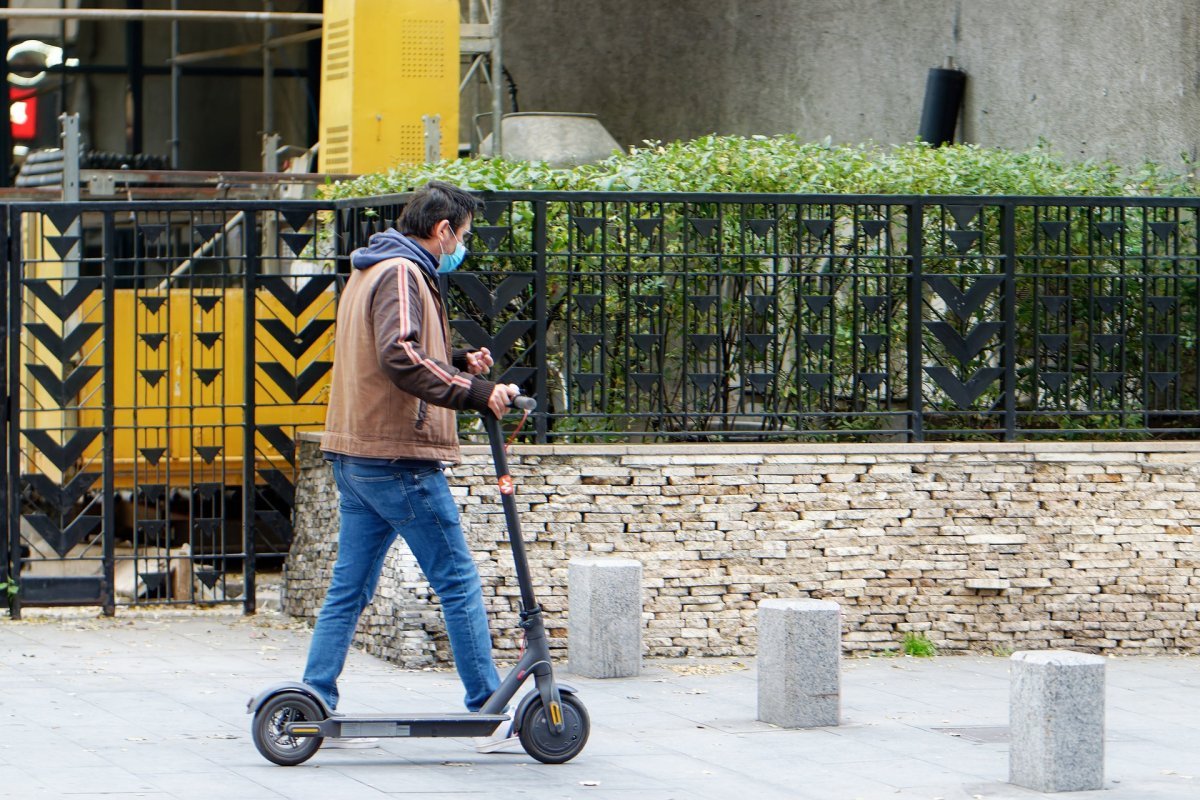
318,0,460,173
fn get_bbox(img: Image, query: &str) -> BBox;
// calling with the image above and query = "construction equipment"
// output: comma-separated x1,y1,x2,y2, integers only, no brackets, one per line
318,0,459,173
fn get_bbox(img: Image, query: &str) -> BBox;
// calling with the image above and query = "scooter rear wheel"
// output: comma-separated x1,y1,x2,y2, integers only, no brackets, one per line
252,692,324,766
517,693,590,764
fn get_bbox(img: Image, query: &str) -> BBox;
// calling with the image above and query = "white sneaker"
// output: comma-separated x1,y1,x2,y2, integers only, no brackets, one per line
474,717,522,754
322,737,380,749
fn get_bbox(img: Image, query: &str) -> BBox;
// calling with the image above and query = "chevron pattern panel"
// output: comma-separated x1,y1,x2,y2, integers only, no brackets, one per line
252,206,339,556
1017,205,1200,433
9,205,337,611
916,203,1009,433
14,209,107,606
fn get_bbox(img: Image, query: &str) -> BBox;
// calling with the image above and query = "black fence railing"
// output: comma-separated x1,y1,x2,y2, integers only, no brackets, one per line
4,199,338,614
341,192,1200,443
5,191,1200,614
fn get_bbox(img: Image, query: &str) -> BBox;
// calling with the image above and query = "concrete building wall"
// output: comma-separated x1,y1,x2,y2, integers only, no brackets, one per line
23,1,1195,172
501,0,1200,166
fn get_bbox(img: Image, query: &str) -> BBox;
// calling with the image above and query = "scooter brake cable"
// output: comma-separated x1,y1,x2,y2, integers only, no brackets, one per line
504,407,530,455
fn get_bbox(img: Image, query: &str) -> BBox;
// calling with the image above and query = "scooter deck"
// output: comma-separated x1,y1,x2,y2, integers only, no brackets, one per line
286,713,509,739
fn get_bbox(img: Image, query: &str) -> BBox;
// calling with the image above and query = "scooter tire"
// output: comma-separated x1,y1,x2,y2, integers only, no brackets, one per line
252,692,325,766
517,693,590,764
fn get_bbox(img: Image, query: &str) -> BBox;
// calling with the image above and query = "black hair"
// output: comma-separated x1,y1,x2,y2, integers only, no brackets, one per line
398,180,484,239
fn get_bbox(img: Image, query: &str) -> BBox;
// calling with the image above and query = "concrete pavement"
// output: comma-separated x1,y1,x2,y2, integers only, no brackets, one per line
1,608,1198,800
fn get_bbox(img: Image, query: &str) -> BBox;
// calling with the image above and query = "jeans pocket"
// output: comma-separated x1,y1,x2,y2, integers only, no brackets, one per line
336,466,417,525
350,472,400,484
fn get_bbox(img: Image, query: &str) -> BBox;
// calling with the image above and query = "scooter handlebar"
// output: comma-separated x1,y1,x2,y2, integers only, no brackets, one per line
511,395,537,412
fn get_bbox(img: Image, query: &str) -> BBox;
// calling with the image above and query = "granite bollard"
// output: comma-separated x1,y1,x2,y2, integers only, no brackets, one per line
756,598,840,728
1009,650,1106,793
568,558,642,678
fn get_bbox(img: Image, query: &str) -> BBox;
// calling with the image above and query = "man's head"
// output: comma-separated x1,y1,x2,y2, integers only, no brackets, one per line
400,181,484,270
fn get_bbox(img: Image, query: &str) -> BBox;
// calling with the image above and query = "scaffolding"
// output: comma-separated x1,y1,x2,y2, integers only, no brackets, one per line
0,1,506,187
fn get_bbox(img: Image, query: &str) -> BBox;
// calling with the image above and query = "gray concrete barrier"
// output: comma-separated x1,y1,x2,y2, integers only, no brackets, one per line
756,598,841,728
1009,650,1106,792
567,558,643,678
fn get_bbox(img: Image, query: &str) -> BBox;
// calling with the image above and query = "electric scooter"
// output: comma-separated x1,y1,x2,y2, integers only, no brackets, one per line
247,397,590,765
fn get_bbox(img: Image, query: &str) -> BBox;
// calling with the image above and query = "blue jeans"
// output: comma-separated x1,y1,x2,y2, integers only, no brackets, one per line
302,460,500,711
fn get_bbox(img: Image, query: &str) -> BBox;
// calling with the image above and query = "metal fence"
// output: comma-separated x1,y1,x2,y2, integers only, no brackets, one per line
5,191,1200,613
4,199,338,614
342,192,1200,443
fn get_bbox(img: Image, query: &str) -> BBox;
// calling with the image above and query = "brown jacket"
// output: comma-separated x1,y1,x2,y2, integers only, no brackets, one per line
322,256,495,463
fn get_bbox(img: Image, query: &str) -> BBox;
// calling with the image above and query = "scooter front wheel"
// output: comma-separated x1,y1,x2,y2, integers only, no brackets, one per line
517,693,590,764
252,692,325,766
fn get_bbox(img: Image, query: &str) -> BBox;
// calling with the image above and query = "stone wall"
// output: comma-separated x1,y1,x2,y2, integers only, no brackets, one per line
284,437,1200,666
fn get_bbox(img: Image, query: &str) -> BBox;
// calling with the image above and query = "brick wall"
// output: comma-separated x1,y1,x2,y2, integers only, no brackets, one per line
284,437,1200,666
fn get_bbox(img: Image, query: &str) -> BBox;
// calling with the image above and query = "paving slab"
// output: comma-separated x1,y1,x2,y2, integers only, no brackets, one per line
1,608,1198,800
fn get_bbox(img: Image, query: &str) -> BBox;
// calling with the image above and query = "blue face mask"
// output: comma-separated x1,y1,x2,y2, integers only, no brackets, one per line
438,228,467,273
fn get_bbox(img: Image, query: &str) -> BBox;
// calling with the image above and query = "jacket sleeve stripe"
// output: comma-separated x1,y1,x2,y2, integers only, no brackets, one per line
399,340,474,389
396,259,414,337
393,261,468,388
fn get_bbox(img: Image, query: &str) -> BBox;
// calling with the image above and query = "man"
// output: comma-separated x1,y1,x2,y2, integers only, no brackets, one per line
303,181,520,752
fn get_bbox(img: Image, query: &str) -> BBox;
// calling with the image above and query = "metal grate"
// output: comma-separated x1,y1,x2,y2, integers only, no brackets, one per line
6,200,337,614
7,190,1200,614
397,19,449,79
339,192,1200,443
323,19,351,81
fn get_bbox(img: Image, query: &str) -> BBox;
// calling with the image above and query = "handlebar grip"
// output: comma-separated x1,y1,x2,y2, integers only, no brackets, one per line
512,395,537,412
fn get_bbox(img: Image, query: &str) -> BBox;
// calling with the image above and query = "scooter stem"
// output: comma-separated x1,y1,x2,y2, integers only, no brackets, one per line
481,399,568,735
482,405,539,617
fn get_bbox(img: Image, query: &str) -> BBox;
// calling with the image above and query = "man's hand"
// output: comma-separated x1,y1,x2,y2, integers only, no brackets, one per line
464,347,493,375
487,383,521,419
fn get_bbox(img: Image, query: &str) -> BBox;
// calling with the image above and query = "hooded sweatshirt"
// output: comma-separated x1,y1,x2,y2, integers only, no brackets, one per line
321,229,496,463
350,227,441,278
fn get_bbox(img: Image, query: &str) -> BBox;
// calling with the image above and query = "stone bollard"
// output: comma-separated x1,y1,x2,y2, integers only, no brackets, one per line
756,598,840,728
568,558,642,678
1009,650,1106,793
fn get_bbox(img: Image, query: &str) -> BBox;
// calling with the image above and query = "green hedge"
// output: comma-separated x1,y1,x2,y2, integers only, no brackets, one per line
325,136,1198,198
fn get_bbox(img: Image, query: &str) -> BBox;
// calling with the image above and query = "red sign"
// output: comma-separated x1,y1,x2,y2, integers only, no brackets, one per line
10,87,37,140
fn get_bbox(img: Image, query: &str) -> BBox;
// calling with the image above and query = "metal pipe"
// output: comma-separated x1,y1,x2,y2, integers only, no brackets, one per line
57,3,65,119
263,0,274,140
460,53,485,93
157,212,245,291
41,63,309,78
167,29,321,67
490,0,503,156
0,0,10,187
61,113,81,291
170,0,180,168
305,0,320,147
15,160,64,176
0,8,321,23
14,172,63,187
126,1,145,155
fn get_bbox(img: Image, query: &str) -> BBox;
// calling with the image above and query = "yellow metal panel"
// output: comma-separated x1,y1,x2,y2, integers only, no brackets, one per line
19,211,98,482
319,0,459,173
73,288,335,490
19,211,336,491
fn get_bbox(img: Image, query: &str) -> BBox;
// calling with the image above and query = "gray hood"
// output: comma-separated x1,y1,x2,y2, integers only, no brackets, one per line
350,229,439,279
